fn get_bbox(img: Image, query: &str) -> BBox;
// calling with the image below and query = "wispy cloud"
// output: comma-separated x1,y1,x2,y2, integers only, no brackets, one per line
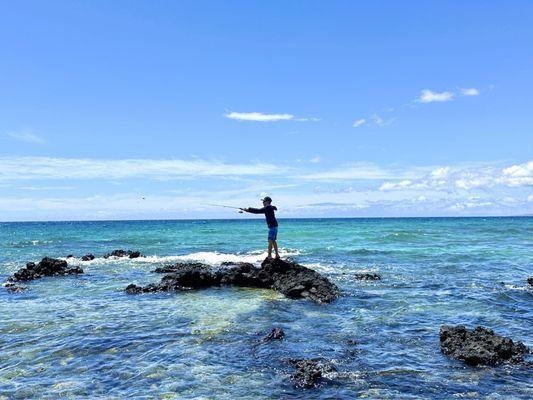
0,157,285,181
310,156,321,163
224,111,318,122
461,87,480,96
298,162,417,181
416,89,454,103
352,118,366,128
6,130,46,144
379,160,533,191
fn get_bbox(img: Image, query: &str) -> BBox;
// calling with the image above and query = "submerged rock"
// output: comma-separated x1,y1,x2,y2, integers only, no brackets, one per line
81,254,95,261
354,272,381,281
7,257,83,284
104,249,143,259
262,327,285,342
528,277,533,286
288,359,336,388
4,282,26,293
126,258,340,303
440,325,529,366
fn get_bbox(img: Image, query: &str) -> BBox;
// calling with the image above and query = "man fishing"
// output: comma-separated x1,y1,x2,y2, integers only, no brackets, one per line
240,196,279,259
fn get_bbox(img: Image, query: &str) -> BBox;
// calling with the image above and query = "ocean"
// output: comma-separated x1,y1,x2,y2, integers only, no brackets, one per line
1,217,531,399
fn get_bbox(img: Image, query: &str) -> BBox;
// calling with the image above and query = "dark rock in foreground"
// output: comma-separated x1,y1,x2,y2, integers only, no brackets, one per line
104,250,143,259
263,327,285,342
7,257,83,284
81,254,95,261
354,272,381,280
440,325,529,366
288,359,336,388
126,258,340,303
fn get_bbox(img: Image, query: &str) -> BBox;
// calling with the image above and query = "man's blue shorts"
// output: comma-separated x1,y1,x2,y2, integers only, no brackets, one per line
268,227,278,241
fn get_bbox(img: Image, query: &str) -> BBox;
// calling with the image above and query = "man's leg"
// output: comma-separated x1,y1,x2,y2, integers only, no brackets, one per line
268,239,273,258
272,240,280,258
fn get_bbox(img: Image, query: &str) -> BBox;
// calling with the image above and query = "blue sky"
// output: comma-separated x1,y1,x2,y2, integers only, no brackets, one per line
1,1,532,221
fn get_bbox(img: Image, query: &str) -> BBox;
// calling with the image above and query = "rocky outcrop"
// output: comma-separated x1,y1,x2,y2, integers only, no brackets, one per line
440,325,529,366
126,258,340,303
528,277,533,286
104,250,143,259
354,272,381,280
262,327,285,342
7,257,83,284
288,359,336,388
81,253,95,261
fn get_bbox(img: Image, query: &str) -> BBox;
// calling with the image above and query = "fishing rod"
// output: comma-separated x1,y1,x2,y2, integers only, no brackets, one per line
206,203,244,213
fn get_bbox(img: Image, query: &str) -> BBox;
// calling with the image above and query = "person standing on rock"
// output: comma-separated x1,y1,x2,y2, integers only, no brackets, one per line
240,196,280,259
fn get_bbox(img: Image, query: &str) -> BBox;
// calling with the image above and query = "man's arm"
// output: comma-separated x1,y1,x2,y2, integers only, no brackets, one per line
240,207,266,214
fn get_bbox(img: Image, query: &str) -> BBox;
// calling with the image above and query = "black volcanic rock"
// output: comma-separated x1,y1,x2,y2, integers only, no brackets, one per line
104,249,143,259
354,272,381,281
288,359,336,388
7,257,83,285
263,327,285,342
81,254,95,261
126,258,340,303
440,325,529,366
528,277,533,286
152,262,210,273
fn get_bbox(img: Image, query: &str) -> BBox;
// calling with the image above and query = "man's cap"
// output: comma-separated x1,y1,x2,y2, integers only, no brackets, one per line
261,196,272,202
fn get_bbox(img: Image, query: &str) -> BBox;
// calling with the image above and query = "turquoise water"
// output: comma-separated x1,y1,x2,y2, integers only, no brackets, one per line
1,217,532,399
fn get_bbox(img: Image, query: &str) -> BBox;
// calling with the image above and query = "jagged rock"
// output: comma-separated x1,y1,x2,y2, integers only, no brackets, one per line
7,257,83,285
152,262,209,273
528,277,533,286
126,258,340,303
288,359,336,388
440,325,529,366
81,254,95,261
66,254,74,258
104,250,143,259
263,327,285,342
354,272,381,280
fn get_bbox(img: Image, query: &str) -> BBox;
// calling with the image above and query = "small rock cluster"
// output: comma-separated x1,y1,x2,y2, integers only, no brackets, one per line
440,325,529,366
104,249,143,259
5,257,84,292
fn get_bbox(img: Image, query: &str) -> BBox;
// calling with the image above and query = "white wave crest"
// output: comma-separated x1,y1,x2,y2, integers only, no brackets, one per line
67,248,301,266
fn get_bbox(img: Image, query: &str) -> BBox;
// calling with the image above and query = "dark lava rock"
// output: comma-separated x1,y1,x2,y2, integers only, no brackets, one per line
66,254,74,258
440,325,529,366
7,257,83,284
152,262,210,273
4,282,26,293
263,327,285,342
354,272,381,280
126,258,340,303
288,359,336,388
528,277,533,286
104,249,143,259
81,254,95,261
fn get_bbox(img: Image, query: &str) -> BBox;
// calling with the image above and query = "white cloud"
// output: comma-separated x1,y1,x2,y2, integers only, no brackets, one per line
528,195,533,202
6,130,46,144
224,111,318,122
310,156,321,163
461,88,480,96
352,118,366,128
0,157,284,181
379,160,533,192
416,89,454,103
